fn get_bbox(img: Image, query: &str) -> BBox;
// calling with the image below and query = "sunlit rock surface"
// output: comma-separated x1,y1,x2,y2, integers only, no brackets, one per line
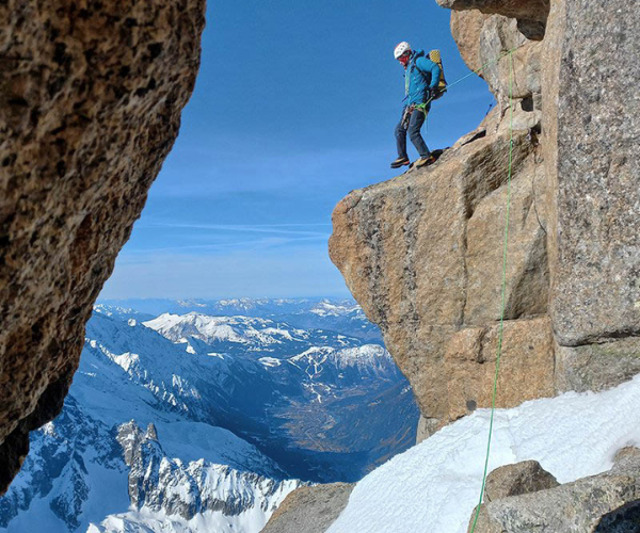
331,0,640,432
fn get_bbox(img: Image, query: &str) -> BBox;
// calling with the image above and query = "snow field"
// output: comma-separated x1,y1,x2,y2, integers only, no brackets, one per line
328,374,640,533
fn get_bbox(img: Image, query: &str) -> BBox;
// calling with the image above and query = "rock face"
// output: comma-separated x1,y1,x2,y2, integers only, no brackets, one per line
261,483,355,533
0,1,205,493
330,39,553,427
469,449,640,532
542,0,640,392
330,0,640,434
555,337,640,394
545,0,640,347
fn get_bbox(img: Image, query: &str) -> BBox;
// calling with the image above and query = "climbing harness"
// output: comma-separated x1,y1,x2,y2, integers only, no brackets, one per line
467,49,516,533
415,102,430,117
401,104,414,129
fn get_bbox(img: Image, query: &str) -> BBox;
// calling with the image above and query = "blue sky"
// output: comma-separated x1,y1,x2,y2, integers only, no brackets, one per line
100,0,494,300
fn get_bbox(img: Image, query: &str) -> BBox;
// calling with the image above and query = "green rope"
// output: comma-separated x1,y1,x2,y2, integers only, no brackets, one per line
422,46,518,107
468,49,515,533
446,46,519,91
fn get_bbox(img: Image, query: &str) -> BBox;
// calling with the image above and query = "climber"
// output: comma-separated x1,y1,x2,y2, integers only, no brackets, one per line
390,41,441,169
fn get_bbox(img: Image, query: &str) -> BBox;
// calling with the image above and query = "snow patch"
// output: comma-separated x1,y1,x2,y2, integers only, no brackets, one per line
259,357,282,368
328,374,640,533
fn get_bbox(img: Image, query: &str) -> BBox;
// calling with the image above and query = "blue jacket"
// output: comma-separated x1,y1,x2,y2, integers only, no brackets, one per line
404,50,441,106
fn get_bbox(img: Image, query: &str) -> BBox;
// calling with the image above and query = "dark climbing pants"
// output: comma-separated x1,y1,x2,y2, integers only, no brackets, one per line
395,105,430,159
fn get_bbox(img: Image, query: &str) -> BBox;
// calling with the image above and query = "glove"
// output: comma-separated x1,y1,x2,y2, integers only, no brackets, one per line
428,87,438,101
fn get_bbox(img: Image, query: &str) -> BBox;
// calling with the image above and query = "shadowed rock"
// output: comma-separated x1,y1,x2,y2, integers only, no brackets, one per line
438,0,550,24
0,0,205,493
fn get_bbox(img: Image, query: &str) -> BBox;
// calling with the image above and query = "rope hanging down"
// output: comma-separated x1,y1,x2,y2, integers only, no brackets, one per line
447,46,519,91
421,47,518,141
422,47,519,109
468,49,516,533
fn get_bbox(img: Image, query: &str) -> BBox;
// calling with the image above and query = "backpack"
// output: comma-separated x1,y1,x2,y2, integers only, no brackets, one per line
428,49,447,99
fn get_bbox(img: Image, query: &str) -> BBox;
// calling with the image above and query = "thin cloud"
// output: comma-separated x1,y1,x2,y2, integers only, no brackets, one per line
120,233,330,257
138,221,332,237
101,246,349,300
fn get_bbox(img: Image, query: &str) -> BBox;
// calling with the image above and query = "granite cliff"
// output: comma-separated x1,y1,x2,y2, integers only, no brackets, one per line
265,1,639,530
330,0,640,438
0,0,205,493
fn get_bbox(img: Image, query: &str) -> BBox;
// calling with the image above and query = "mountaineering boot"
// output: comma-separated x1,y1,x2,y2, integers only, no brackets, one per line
414,154,437,168
390,156,410,169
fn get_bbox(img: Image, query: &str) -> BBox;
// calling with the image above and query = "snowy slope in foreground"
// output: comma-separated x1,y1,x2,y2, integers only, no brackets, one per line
328,375,640,533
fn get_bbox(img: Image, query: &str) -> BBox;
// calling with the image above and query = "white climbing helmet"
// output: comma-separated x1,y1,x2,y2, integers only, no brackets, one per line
394,41,412,59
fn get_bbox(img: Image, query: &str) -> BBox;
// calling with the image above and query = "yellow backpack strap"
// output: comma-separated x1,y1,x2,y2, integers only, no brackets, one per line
428,49,447,92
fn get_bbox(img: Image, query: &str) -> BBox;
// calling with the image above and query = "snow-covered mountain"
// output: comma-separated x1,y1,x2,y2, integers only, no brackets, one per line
137,310,418,480
0,314,299,533
144,313,315,352
99,298,382,341
1,301,418,532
